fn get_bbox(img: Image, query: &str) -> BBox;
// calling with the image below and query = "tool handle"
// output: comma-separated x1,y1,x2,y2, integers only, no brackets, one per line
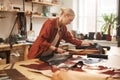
87,54,108,59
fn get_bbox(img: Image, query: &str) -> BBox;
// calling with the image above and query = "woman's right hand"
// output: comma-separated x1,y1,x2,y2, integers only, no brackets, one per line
50,45,67,54
57,48,66,54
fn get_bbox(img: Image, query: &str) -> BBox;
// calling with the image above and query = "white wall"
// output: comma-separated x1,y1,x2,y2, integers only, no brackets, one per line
0,13,17,40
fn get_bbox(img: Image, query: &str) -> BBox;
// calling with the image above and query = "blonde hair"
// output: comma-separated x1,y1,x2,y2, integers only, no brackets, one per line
60,8,75,16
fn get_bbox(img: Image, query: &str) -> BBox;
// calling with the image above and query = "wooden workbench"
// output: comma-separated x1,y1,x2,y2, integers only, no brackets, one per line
0,46,120,80
0,43,31,64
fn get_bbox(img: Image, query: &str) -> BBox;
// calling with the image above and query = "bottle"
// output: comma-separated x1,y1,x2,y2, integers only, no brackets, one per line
96,32,102,40
8,2,13,11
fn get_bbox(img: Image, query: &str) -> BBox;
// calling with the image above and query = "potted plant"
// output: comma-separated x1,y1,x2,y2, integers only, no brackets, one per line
100,13,118,41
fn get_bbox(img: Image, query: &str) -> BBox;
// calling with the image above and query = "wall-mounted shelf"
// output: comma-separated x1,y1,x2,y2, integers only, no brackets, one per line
25,1,60,18
0,10,24,13
32,14,48,18
25,1,59,6
0,10,24,19
32,14,56,19
32,1,59,6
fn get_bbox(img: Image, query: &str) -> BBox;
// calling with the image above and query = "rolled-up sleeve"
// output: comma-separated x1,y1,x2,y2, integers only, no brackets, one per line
62,27,82,46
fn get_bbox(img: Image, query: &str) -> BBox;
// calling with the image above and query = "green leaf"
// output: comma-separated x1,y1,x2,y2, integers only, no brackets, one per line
99,13,118,34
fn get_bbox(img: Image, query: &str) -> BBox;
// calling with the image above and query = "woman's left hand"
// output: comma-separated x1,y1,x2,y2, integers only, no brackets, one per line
81,40,94,46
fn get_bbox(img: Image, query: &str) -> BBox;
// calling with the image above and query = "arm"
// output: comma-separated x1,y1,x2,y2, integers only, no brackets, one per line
61,27,82,46
28,19,56,59
62,27,92,46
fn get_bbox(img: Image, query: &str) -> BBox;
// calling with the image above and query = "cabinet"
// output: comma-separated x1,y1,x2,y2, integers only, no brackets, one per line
0,43,30,64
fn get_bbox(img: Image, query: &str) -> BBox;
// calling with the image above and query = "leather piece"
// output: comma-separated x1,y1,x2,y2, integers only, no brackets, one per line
0,69,29,80
20,58,120,78
20,62,51,70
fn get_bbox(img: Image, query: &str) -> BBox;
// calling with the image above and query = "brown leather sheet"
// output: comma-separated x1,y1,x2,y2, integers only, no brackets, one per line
20,62,51,70
20,57,120,79
0,69,29,80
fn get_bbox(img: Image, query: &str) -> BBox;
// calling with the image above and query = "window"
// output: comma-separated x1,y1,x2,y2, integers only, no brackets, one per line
72,0,118,35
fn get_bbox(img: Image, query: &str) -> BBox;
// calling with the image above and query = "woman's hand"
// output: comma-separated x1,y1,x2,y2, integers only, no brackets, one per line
57,48,67,54
81,40,93,46
50,45,68,54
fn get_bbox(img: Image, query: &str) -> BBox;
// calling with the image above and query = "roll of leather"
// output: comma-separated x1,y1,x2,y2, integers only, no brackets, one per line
87,54,108,59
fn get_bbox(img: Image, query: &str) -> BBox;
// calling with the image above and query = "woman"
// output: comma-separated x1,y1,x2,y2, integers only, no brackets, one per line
28,8,92,59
